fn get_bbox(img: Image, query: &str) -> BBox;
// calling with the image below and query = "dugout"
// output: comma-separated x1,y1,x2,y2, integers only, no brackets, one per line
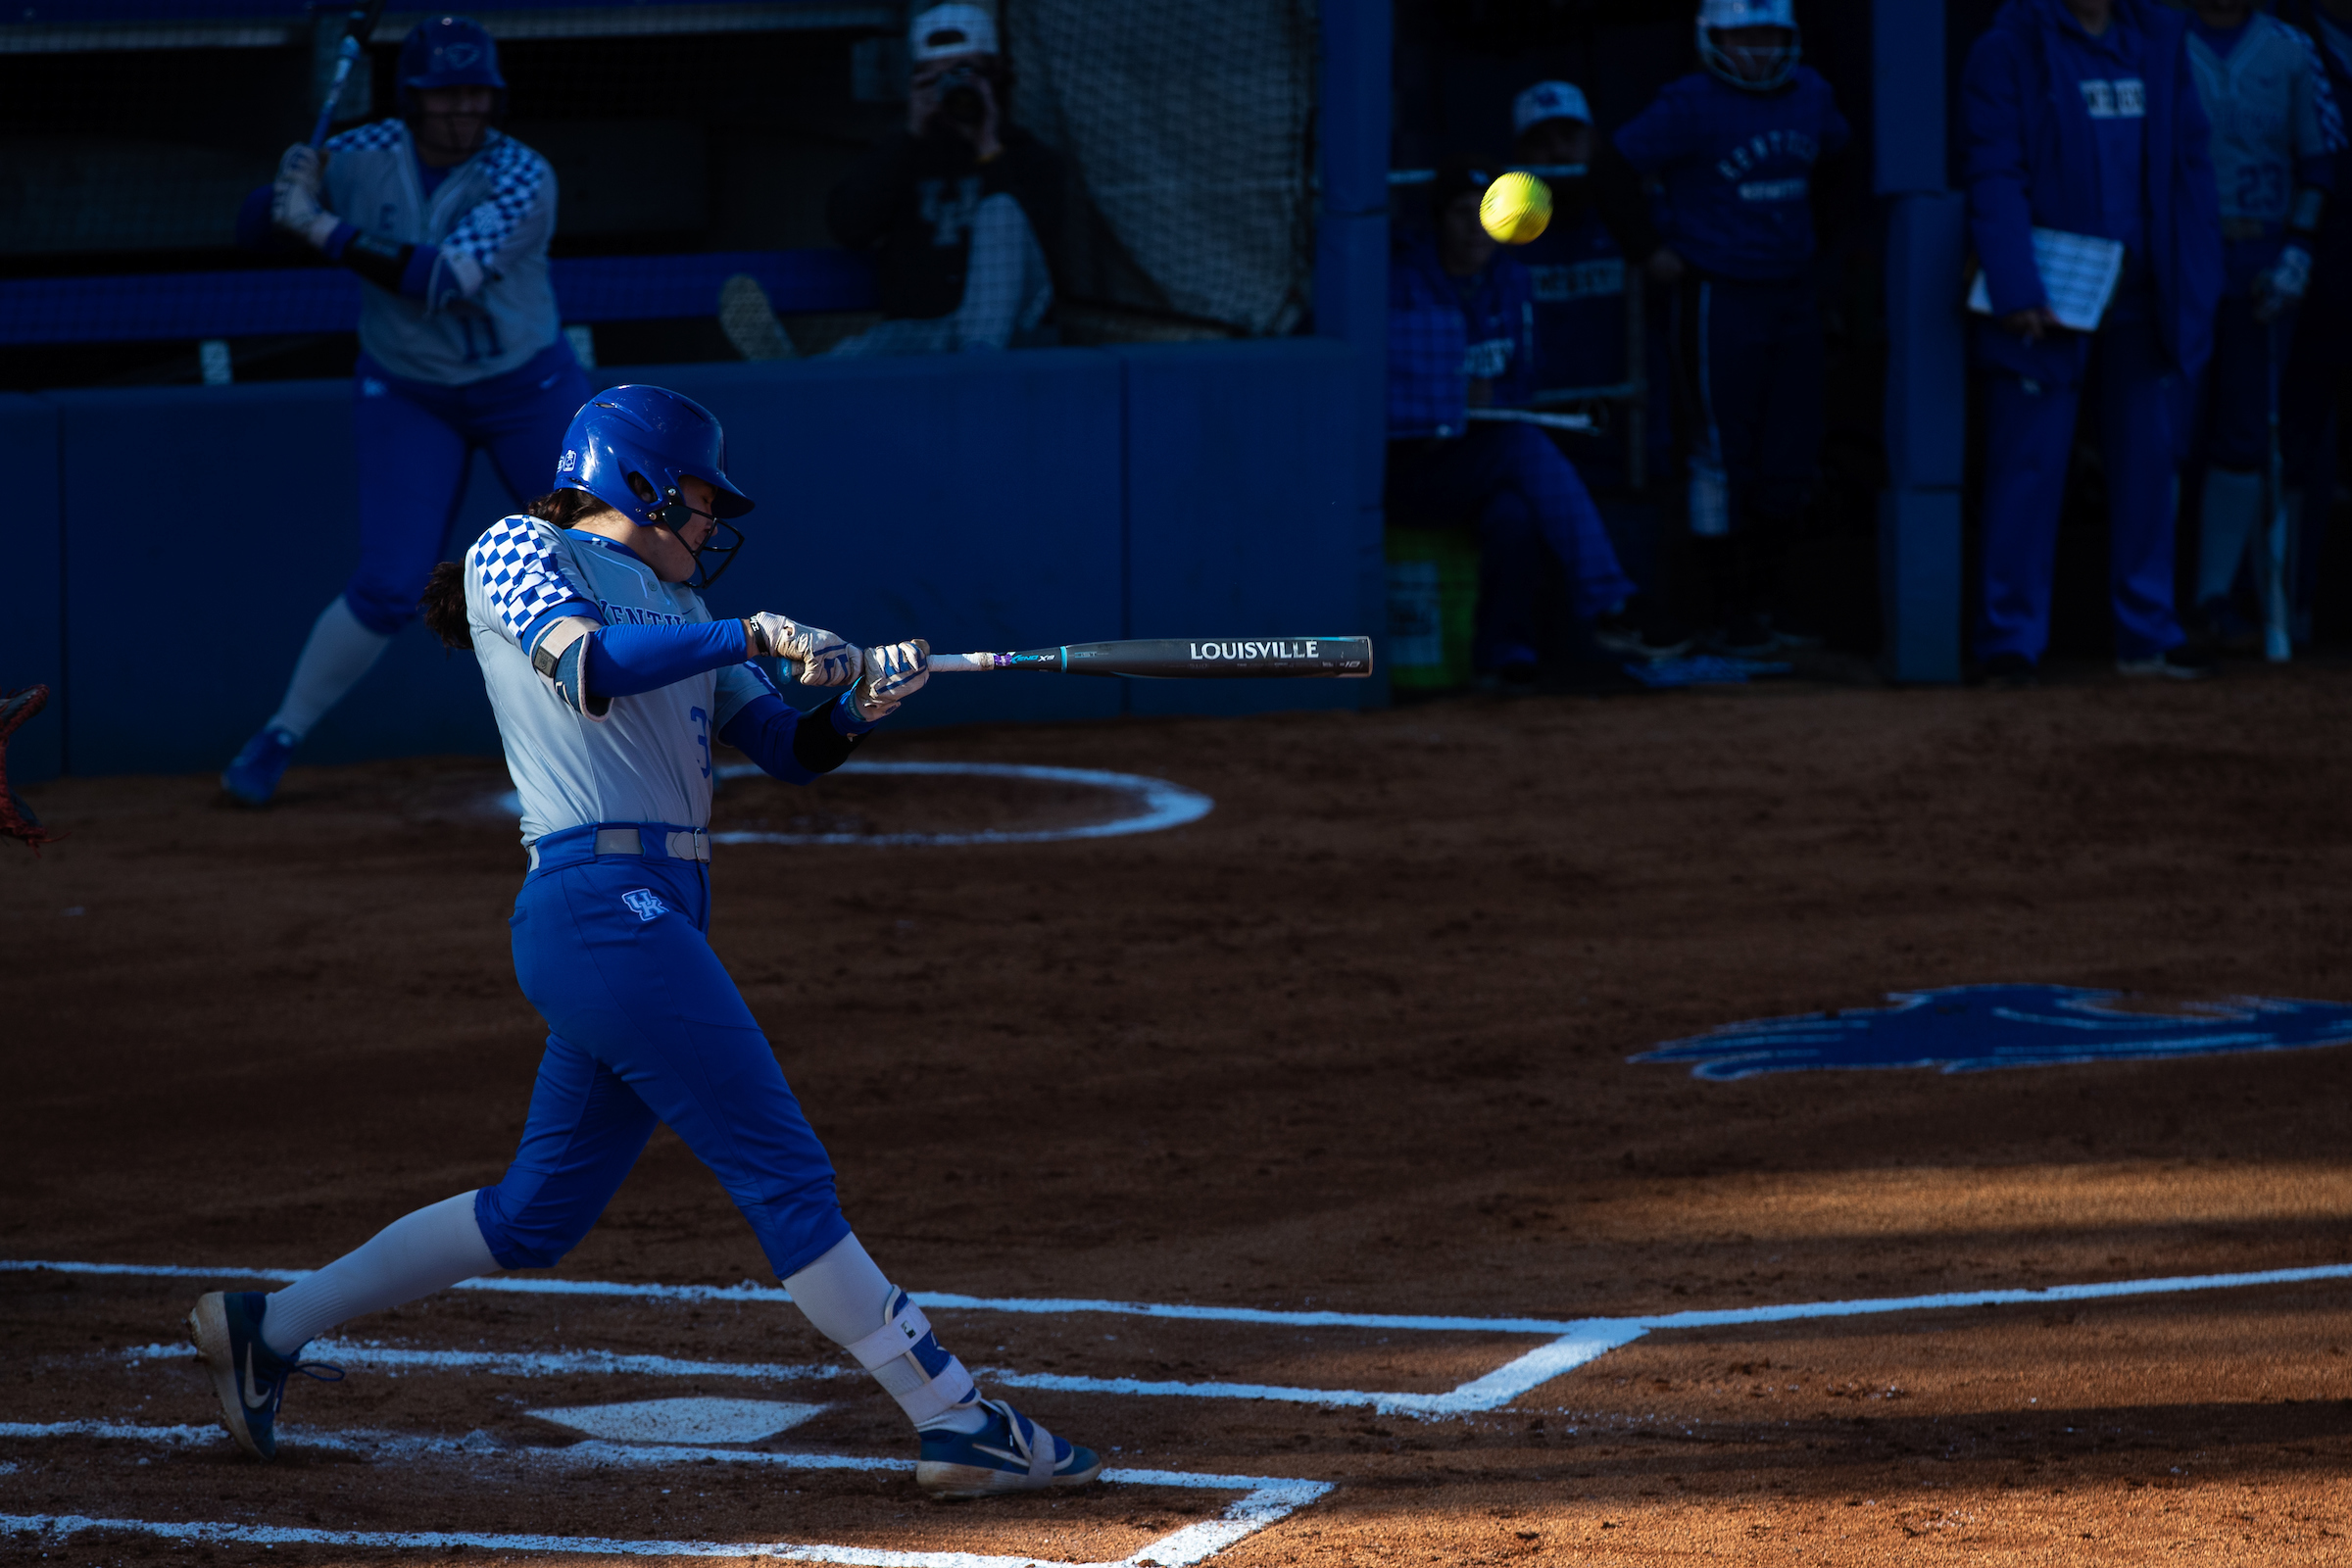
1,2,2095,780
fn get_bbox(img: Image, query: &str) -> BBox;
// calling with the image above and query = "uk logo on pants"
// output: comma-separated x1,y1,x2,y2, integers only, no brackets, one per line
621,889,667,922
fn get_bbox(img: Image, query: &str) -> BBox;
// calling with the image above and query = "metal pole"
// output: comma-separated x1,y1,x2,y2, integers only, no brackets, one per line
1315,0,1393,704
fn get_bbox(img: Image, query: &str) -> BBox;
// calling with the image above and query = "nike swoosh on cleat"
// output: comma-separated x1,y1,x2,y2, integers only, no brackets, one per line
240,1347,270,1409
972,1444,1019,1463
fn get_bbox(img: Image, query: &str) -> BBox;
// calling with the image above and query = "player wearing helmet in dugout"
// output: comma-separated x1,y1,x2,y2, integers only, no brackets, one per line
1606,0,1851,659
222,15,589,807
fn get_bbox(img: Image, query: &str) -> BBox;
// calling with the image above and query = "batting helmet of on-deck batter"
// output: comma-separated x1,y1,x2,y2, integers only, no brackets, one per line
556,386,757,585
398,16,508,119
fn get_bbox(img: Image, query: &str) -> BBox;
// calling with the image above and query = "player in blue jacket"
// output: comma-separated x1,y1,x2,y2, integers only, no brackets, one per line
1613,0,1851,656
1387,163,1690,686
187,387,1103,1499
2276,0,2352,643
220,17,590,806
1963,0,2225,684
1510,83,1632,405
2181,0,2341,643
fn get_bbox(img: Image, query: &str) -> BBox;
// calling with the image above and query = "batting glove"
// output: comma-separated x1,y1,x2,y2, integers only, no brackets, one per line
854,640,929,721
270,144,340,250
2253,244,2312,324
745,612,862,686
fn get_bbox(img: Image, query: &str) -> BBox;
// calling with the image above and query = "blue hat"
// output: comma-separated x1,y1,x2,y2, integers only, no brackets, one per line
1512,81,1591,136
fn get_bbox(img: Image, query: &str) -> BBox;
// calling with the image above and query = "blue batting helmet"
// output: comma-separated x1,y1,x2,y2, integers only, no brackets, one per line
556,386,756,584
398,16,507,117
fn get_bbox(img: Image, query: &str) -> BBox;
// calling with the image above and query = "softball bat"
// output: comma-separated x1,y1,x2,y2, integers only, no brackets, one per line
778,637,1375,680
929,637,1374,678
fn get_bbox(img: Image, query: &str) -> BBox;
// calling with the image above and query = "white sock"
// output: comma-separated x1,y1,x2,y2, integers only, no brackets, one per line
261,1193,500,1356
2196,467,2264,607
267,596,394,742
785,1235,989,1433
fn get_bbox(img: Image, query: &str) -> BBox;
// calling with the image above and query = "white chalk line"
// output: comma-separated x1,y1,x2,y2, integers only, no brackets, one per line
0,1433,1327,1568
26,1258,2352,1417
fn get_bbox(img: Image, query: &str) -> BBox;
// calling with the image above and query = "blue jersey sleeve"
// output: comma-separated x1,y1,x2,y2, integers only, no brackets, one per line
1612,85,1691,176
1961,29,2047,316
717,691,877,783
582,620,748,701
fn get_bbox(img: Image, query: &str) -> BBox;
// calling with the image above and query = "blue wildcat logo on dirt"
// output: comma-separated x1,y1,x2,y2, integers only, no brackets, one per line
1632,984,2352,1081
621,889,667,922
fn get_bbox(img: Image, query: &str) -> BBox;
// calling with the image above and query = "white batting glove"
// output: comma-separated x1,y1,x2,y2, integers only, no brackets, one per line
270,144,340,250
2253,244,2312,324
854,640,929,721
744,612,862,686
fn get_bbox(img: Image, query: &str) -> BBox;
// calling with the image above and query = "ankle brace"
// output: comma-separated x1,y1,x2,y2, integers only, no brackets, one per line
846,1289,980,1429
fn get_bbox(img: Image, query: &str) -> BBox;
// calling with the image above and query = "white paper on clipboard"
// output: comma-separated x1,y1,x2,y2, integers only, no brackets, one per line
1966,227,2126,332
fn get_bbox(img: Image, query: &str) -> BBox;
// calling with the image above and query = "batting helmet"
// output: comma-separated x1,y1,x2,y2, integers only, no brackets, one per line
555,386,756,586
1696,0,1801,92
398,16,507,118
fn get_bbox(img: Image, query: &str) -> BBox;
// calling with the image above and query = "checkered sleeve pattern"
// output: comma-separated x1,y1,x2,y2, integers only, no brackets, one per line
325,119,410,156
439,134,552,277
468,514,601,651
2294,28,2348,159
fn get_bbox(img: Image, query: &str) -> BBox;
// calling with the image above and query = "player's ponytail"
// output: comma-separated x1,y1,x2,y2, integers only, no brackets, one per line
419,562,471,651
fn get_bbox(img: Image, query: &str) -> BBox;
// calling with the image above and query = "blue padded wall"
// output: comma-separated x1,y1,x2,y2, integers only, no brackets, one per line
654,352,1128,732
0,394,63,783
1115,340,1371,718
51,380,501,776
45,342,1377,774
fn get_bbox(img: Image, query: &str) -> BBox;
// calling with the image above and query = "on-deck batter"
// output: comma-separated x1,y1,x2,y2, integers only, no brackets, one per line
221,16,590,807
188,384,1103,1500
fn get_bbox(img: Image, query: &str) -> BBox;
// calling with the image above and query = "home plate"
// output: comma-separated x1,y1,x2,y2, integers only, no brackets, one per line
529,1396,826,1445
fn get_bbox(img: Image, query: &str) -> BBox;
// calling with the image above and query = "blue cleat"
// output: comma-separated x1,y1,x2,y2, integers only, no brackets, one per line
186,1291,343,1459
220,726,299,807
915,1398,1103,1498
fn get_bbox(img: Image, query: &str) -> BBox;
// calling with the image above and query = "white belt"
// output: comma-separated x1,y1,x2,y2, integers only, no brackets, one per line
527,825,710,871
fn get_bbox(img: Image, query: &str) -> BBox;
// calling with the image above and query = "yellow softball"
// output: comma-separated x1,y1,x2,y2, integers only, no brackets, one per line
1479,171,1553,245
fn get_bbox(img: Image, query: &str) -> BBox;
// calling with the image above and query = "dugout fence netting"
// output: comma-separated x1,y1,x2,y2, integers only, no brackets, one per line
0,1,1322,389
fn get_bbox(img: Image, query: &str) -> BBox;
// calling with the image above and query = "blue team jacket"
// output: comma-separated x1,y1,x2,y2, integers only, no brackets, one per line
1962,0,2224,383
1387,233,1539,440
1613,67,1850,282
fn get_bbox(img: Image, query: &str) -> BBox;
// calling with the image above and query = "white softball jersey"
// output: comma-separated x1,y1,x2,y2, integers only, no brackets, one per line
465,514,774,844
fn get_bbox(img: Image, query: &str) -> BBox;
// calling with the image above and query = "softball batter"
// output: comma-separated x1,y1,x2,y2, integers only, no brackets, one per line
190,385,1102,1499
222,16,589,807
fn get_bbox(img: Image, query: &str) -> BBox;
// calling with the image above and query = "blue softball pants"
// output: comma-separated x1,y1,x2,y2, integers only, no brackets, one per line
345,338,589,635
1977,307,2189,664
471,827,852,1279
1385,422,1636,671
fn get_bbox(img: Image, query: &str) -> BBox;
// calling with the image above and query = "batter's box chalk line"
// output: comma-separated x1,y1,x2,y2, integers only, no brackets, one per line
494,760,1215,848
0,1404,1327,1568
21,1256,2352,1419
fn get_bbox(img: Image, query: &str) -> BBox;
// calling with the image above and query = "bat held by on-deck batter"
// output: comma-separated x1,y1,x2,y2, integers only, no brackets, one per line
309,0,391,149
929,637,1373,678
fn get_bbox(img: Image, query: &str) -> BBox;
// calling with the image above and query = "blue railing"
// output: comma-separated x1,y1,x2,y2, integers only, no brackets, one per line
0,249,876,346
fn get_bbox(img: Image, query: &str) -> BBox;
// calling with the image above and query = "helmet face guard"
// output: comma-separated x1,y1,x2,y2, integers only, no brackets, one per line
555,385,757,589
398,16,509,120
1696,0,1800,92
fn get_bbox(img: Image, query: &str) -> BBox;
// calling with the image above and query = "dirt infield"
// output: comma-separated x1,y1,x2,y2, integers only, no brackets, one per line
5,663,2351,1565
